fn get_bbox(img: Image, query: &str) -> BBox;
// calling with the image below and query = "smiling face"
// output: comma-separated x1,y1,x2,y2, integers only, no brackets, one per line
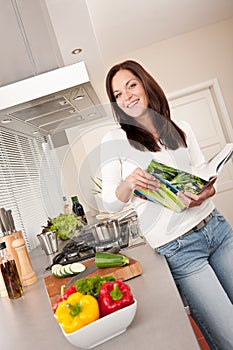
111,69,150,120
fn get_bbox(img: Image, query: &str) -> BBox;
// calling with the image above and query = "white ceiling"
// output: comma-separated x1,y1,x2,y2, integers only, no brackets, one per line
43,0,233,111
85,0,233,65
44,0,233,90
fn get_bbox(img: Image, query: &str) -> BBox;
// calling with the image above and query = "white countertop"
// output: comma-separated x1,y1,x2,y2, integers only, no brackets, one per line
0,243,200,350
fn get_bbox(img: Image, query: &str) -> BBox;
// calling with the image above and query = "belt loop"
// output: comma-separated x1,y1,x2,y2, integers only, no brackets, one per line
179,208,216,239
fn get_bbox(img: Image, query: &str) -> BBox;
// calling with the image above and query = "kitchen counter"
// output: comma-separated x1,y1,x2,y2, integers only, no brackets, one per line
0,243,200,350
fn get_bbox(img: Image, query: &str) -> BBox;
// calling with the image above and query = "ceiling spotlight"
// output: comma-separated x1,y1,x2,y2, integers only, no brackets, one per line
69,109,77,114
72,48,82,55
33,131,39,135
1,118,12,124
73,94,85,101
88,113,96,117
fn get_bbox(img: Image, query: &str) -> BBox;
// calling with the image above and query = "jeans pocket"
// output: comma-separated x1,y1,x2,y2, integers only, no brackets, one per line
156,239,182,258
214,210,225,222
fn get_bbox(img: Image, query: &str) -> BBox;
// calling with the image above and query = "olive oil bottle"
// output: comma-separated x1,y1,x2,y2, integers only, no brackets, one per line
71,196,87,224
0,241,23,299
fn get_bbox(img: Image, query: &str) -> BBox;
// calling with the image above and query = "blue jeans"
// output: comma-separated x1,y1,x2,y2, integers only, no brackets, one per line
156,210,233,350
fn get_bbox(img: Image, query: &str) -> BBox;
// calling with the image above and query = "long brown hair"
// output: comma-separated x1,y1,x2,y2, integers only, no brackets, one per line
106,60,187,152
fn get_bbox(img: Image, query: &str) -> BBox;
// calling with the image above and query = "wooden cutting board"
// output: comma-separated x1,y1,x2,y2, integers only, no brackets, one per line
44,256,142,307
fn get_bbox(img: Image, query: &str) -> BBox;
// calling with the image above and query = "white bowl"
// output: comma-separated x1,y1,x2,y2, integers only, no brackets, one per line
61,299,137,349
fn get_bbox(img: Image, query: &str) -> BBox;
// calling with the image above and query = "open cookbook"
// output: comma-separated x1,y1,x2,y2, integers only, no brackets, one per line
134,143,233,213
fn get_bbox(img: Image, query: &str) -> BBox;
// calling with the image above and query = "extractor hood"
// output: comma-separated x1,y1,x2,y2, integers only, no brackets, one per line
0,61,106,136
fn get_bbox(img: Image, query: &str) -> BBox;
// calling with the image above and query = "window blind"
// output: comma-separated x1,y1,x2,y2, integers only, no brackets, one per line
0,127,63,251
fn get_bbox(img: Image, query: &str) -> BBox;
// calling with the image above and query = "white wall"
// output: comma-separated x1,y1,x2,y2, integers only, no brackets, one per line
104,18,233,134
56,115,117,222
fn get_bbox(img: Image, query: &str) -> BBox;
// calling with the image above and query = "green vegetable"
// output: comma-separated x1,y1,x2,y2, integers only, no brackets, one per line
137,184,185,212
75,275,115,298
50,213,83,240
52,262,86,278
95,251,129,268
148,159,207,195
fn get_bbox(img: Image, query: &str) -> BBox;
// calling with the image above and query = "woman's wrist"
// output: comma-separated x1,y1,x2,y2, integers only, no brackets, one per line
115,180,133,202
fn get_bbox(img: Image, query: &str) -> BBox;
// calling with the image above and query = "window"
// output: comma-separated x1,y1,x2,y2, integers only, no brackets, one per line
0,128,63,251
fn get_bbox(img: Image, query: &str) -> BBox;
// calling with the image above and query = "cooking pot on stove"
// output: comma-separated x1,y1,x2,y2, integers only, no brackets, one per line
92,219,120,243
71,210,141,251
72,218,129,250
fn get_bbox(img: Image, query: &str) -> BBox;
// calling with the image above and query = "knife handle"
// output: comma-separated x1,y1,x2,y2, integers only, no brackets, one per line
7,210,16,232
0,208,9,234
0,217,5,234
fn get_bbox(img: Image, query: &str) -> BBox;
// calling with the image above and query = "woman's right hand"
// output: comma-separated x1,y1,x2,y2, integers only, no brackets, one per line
125,167,160,191
115,167,160,203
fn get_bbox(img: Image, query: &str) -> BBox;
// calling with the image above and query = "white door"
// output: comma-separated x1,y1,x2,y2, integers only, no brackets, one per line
168,81,233,224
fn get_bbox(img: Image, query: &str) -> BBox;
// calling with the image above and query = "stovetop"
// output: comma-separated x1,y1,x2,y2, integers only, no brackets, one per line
49,212,145,269
51,240,96,266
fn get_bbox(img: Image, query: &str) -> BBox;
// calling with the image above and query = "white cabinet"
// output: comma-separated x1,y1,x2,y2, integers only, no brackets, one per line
0,0,61,86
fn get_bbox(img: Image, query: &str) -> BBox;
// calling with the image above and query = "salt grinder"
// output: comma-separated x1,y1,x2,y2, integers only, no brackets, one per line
12,237,37,286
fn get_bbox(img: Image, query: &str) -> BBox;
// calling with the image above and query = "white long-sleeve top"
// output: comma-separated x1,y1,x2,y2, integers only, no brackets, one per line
100,120,215,248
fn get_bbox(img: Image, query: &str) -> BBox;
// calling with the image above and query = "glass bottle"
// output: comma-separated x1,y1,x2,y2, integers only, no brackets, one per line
0,241,23,299
63,196,71,214
71,196,87,224
0,270,8,297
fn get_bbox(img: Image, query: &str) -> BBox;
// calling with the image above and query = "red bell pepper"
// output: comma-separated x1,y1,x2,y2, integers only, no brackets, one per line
62,285,76,300
98,280,134,317
52,285,76,313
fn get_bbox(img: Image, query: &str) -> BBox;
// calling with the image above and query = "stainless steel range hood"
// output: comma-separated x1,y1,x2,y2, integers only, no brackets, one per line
0,62,106,136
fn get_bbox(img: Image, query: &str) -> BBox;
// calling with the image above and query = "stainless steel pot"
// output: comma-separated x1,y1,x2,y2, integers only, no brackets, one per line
93,219,120,243
71,210,143,250
37,231,58,255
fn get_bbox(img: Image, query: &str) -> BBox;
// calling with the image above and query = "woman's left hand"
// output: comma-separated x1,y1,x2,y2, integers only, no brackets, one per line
177,180,216,208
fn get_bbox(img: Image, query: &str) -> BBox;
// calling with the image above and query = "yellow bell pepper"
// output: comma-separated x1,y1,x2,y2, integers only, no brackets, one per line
55,292,99,334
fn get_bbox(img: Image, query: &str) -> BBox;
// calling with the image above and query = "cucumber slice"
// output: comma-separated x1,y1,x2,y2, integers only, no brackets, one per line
51,264,62,275
64,264,73,276
60,265,70,277
52,262,86,278
55,266,64,278
70,262,86,274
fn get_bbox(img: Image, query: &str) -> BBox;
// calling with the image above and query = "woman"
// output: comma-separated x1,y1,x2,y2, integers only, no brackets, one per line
100,60,233,349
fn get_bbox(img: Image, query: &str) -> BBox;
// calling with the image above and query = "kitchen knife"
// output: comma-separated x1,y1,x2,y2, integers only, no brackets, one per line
0,216,5,235
0,208,10,234
64,245,120,288
6,209,16,232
